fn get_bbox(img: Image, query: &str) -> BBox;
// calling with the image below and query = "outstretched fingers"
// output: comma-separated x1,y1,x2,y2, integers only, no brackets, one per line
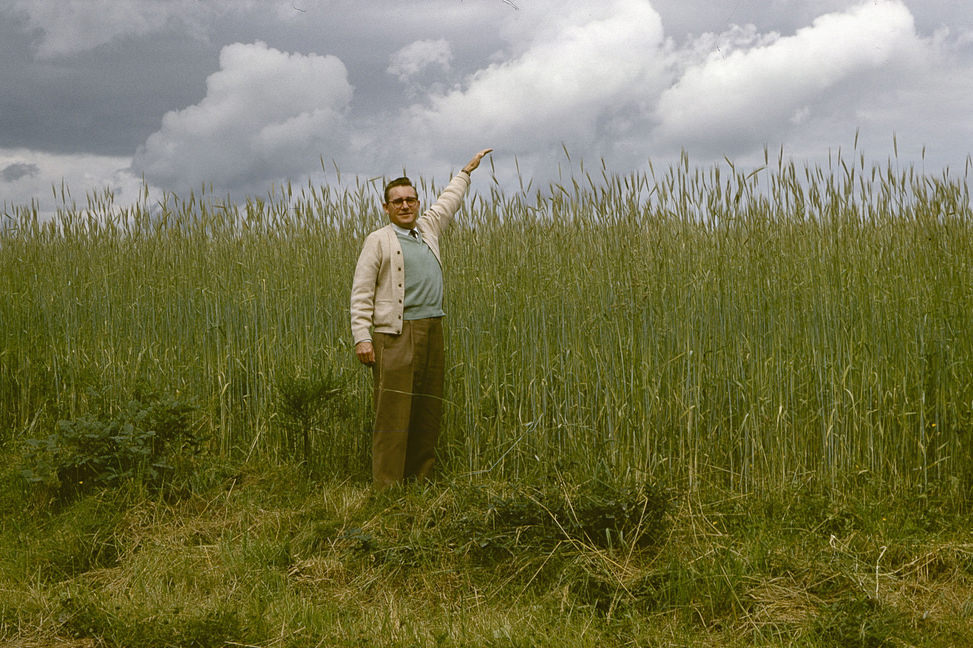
464,148,494,174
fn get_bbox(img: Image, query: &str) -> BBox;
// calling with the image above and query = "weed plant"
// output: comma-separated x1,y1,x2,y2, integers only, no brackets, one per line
19,386,199,503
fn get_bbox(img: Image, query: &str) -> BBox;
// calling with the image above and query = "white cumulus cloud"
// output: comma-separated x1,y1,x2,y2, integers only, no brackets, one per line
653,0,922,154
132,41,353,195
398,0,668,161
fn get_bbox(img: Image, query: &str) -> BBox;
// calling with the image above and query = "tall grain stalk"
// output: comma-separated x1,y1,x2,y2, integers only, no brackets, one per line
2,151,971,494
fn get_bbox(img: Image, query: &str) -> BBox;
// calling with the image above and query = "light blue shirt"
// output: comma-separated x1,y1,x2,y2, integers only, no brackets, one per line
393,225,445,320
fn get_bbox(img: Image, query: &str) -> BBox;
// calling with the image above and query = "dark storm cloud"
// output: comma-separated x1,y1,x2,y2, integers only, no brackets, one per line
0,20,214,156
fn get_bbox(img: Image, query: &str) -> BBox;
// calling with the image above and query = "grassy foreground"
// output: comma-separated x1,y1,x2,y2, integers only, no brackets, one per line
0,464,971,647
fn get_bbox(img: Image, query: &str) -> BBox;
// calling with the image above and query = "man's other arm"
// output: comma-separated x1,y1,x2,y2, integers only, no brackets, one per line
351,235,381,365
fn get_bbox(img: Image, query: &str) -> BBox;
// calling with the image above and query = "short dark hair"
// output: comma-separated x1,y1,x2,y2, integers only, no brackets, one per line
384,176,416,204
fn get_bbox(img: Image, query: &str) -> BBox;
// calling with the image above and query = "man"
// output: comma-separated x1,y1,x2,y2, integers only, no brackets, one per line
351,148,493,488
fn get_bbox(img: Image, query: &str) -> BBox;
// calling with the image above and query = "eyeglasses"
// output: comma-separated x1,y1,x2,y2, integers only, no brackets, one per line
388,197,418,208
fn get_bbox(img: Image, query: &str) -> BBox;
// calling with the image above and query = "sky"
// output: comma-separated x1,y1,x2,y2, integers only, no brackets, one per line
1,0,972,213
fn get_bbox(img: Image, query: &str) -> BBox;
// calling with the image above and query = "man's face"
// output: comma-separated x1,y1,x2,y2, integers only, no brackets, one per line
384,186,420,229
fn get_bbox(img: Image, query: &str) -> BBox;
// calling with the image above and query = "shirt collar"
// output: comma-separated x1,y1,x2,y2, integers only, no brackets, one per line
391,223,420,240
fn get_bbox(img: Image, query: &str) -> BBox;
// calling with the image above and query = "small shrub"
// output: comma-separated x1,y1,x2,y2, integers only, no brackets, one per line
274,368,353,470
20,388,199,502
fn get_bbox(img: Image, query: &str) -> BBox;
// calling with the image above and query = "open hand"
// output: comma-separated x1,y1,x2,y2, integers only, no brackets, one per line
462,148,493,174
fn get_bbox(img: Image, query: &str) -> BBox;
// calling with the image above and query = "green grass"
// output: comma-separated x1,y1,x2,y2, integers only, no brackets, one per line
0,466,970,647
1,150,972,645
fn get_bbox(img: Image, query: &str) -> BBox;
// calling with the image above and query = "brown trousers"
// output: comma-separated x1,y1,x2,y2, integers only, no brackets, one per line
371,318,445,488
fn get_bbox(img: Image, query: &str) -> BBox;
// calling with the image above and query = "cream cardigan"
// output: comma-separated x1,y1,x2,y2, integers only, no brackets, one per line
350,171,471,345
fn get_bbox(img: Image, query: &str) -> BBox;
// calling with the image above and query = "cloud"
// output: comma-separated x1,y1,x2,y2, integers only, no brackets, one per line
0,148,142,213
388,39,452,81
2,162,40,182
5,0,236,58
653,0,921,155
6,0,971,211
132,41,353,195
398,0,667,160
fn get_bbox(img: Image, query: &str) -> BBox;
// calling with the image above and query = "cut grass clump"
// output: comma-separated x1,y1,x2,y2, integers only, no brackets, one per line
811,594,915,648
448,480,669,561
57,588,243,648
8,492,127,582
